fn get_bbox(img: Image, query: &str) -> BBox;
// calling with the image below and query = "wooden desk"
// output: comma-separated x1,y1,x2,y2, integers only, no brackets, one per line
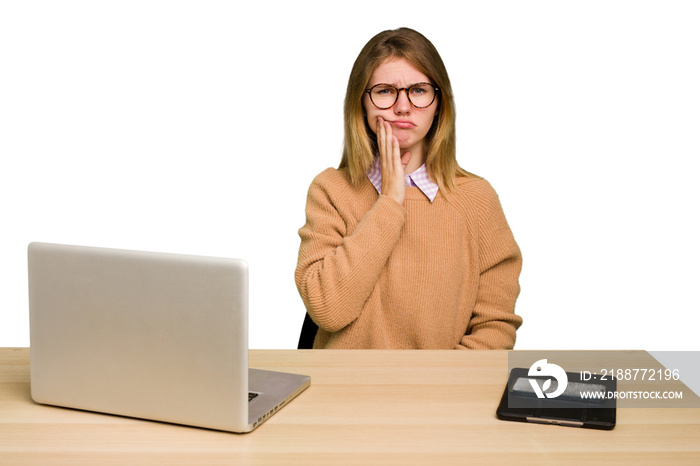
1,348,699,465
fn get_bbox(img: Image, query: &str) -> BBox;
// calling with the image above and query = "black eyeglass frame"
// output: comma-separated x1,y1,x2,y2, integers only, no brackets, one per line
364,82,440,110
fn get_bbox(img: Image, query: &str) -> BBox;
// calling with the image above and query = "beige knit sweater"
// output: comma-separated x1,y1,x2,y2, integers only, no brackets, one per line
295,168,522,349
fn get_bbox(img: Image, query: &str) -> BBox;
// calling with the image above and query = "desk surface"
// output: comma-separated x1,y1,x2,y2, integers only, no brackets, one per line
1,347,699,465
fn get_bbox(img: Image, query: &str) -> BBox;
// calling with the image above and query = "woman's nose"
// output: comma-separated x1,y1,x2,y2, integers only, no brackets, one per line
394,89,412,113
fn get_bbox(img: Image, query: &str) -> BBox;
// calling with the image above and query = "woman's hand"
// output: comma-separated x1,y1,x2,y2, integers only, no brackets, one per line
377,117,412,205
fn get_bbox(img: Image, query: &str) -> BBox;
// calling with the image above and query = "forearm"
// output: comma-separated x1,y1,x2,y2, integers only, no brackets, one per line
295,194,405,332
456,249,522,349
459,220,522,349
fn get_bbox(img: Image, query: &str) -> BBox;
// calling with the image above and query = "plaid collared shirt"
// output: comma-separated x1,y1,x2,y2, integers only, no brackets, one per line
367,156,439,202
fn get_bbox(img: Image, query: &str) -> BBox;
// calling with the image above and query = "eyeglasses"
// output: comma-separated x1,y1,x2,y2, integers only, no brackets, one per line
365,82,439,110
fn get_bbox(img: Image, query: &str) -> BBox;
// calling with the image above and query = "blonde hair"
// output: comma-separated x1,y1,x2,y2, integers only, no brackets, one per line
339,27,470,191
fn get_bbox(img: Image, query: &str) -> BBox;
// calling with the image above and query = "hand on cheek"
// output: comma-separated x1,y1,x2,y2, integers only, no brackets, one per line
377,117,411,205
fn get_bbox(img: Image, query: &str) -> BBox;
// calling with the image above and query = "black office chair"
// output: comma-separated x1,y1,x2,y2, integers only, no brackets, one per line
297,312,318,349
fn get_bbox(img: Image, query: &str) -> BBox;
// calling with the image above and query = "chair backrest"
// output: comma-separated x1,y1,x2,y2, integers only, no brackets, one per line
297,313,318,349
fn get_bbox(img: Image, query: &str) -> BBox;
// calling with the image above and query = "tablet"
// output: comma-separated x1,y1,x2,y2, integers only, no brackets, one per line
496,367,616,430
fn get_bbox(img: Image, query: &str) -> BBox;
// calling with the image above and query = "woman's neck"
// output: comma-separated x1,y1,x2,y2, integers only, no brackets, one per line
402,142,426,174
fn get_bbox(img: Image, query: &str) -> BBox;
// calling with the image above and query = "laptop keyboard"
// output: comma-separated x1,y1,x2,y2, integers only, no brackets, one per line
248,392,259,402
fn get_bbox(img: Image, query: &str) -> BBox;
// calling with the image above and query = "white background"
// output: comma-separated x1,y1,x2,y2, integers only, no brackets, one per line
2,1,698,350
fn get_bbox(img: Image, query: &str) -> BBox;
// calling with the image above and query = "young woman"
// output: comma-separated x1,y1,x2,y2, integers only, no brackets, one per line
295,28,522,349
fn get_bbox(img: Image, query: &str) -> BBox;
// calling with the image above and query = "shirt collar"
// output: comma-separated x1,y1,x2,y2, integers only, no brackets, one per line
367,156,439,202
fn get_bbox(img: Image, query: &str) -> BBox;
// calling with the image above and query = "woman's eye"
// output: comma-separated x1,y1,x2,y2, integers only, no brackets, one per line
375,86,396,96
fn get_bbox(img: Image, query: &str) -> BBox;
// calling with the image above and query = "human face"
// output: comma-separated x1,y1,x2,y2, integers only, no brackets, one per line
364,57,438,165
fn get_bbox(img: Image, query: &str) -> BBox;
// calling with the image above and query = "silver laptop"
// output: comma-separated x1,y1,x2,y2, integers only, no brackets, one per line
27,242,310,433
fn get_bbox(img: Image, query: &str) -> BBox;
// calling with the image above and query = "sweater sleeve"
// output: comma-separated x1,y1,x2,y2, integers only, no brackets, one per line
457,181,523,350
294,170,406,333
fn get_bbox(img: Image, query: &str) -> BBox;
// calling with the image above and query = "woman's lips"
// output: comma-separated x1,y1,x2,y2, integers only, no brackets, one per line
389,120,415,129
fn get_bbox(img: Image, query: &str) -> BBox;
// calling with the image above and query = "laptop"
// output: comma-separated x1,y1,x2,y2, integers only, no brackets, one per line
27,242,310,433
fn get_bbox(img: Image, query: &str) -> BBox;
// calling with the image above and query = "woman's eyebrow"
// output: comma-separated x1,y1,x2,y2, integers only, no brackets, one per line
369,82,424,88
